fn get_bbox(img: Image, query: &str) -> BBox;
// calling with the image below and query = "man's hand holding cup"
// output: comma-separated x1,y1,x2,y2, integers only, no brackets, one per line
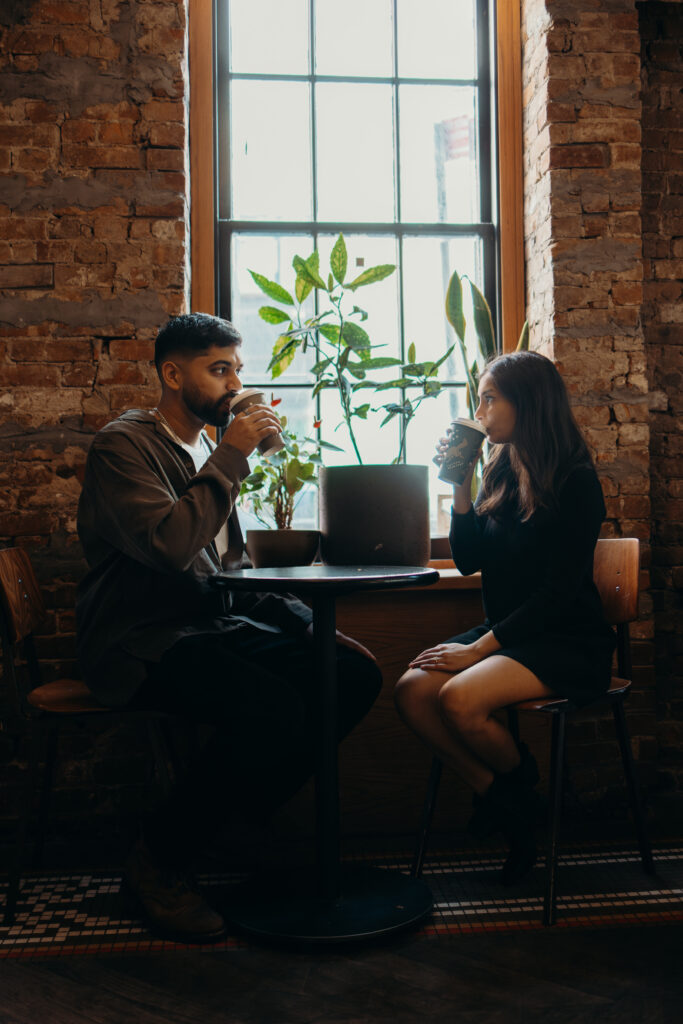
223,388,285,458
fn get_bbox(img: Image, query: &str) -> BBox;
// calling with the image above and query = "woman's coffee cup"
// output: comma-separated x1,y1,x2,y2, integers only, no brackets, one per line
229,388,285,456
434,418,487,485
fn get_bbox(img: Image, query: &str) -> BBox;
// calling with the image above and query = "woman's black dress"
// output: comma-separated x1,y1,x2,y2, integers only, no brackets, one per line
448,462,616,706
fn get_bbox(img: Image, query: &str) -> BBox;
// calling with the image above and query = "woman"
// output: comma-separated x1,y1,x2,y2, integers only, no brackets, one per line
394,351,616,883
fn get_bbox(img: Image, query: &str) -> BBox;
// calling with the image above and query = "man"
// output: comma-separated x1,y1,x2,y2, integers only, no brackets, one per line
76,312,382,942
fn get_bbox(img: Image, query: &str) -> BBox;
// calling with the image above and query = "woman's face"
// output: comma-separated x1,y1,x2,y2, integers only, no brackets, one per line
475,372,517,444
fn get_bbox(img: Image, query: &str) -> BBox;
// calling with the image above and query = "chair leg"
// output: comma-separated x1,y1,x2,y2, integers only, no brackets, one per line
612,697,655,874
543,711,566,927
33,723,58,869
4,725,41,925
411,757,443,879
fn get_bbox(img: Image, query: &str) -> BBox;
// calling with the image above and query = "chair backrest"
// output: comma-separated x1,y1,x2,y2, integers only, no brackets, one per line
593,538,640,626
0,547,45,644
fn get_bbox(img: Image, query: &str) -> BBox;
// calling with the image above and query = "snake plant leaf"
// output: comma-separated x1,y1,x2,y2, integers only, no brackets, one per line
341,321,371,350
258,305,290,325
268,335,299,378
517,320,530,351
470,280,496,362
330,234,348,285
345,264,396,291
445,270,466,341
249,270,294,306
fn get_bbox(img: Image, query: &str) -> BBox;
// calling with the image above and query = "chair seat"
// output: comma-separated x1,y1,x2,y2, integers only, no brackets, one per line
511,676,631,714
27,679,109,715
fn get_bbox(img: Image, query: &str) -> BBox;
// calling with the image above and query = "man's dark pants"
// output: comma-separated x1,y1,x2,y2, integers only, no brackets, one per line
134,625,383,867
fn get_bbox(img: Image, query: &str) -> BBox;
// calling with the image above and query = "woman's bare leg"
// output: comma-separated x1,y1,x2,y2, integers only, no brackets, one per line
394,668,495,794
437,655,554,774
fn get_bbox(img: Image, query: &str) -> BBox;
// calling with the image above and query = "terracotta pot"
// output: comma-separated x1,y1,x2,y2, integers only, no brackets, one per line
319,464,430,566
246,529,320,569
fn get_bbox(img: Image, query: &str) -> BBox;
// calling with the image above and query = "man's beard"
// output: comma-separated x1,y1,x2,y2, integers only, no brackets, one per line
182,382,233,427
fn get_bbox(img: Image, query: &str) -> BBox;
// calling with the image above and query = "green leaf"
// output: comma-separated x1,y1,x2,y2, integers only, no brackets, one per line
330,234,348,285
341,321,371,350
352,305,368,322
249,270,294,306
352,403,371,419
516,320,529,351
470,280,496,361
407,341,416,363
346,263,396,291
432,344,456,370
295,273,313,304
312,378,337,398
268,335,299,378
328,272,334,291
379,408,401,427
445,270,465,340
312,356,333,374
258,305,290,325
293,254,327,290
403,361,430,377
318,323,341,345
354,356,402,370
373,378,411,390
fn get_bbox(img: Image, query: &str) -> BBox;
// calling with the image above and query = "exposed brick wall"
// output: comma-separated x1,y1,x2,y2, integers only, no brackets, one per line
522,0,658,809
0,0,188,826
640,1,683,790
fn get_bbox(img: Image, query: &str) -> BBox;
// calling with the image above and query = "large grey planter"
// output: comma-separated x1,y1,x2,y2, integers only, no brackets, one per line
319,465,430,567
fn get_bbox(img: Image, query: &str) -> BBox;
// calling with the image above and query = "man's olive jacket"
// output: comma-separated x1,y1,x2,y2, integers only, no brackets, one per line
76,410,313,707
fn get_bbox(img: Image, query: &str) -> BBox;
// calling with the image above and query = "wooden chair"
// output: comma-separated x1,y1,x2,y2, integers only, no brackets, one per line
0,547,178,926
411,537,655,926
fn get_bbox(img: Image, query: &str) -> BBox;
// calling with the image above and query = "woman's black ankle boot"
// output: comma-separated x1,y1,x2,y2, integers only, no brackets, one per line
467,743,539,844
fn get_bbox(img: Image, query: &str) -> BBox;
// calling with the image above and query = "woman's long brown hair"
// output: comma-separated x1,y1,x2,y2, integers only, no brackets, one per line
477,351,593,521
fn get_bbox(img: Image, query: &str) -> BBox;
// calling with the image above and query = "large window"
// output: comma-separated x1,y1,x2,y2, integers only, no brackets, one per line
214,0,503,531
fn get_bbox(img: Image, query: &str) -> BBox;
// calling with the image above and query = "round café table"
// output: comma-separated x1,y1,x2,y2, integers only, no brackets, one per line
209,564,439,944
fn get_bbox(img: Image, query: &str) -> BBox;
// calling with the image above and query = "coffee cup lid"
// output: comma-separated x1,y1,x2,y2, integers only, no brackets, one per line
229,387,265,410
451,417,486,435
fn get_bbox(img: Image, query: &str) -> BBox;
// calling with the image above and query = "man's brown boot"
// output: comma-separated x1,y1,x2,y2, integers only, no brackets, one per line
123,839,226,943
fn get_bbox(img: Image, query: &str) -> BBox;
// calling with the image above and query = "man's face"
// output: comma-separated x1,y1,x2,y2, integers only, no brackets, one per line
176,344,244,427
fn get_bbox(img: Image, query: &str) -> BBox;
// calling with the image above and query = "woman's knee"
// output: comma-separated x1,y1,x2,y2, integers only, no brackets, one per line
394,669,439,719
438,679,483,732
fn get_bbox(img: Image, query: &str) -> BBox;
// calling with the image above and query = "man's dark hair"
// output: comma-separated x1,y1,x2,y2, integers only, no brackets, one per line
154,313,242,378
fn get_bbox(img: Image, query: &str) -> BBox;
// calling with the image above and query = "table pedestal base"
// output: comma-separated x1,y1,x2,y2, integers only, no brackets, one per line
223,865,433,944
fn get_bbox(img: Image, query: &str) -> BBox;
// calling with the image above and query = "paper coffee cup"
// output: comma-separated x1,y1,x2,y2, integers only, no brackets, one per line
229,388,284,456
434,417,486,485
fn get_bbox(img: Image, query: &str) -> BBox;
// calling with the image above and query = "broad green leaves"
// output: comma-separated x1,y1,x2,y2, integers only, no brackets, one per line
249,271,294,306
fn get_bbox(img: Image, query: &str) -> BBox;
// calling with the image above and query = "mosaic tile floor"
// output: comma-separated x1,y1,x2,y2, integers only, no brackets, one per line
2,840,682,958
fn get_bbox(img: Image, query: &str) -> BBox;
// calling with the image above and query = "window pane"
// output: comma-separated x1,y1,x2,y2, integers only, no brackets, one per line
315,0,393,77
404,384,467,535
316,84,395,222
239,386,319,530
397,0,477,80
401,235,481,375
231,81,312,221
399,85,478,223
229,0,310,75
231,233,316,383
317,234,401,381
319,390,400,467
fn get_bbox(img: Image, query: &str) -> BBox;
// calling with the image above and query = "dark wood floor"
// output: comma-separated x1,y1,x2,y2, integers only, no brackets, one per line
2,923,682,1023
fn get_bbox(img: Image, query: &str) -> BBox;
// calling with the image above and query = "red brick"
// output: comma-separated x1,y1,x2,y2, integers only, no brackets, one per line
62,145,143,169
549,144,609,169
98,122,134,145
142,100,185,123
146,148,185,171
0,264,53,288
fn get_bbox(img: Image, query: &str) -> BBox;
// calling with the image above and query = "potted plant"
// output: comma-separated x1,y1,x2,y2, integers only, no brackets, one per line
239,411,341,567
249,235,454,566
